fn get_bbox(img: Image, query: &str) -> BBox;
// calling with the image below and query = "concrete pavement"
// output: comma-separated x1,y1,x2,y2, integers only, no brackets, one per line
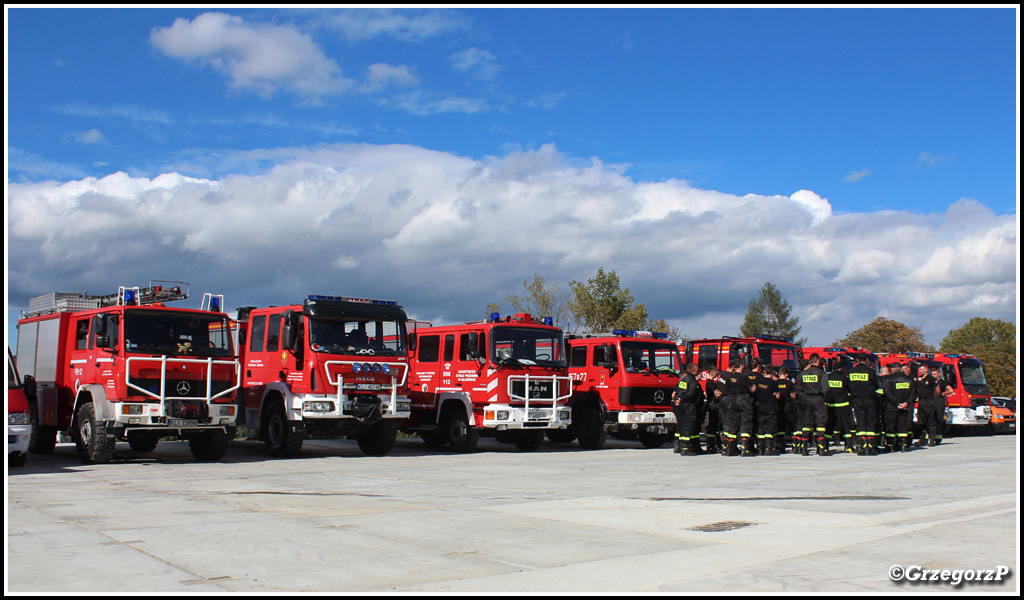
6,432,1019,593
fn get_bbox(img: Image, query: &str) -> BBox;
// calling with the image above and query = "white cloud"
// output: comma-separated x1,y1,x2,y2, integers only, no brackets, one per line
380,90,489,115
6,144,1016,347
358,63,419,94
451,47,501,80
71,129,105,144
325,8,468,42
844,169,870,183
150,12,350,99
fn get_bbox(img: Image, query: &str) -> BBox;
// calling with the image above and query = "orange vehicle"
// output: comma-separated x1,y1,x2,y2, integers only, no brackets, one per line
988,397,1015,434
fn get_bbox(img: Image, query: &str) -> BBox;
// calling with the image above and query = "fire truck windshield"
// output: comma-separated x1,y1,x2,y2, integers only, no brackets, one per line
307,317,406,356
959,362,987,386
757,343,799,370
620,341,682,374
491,326,566,367
123,310,233,357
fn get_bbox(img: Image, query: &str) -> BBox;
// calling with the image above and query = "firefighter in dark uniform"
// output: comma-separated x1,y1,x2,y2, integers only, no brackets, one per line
901,363,916,442
931,366,953,445
738,358,760,456
775,367,796,453
825,362,856,453
882,362,914,452
721,359,756,457
914,365,941,446
797,353,830,456
672,363,704,455
702,367,723,455
848,353,883,455
753,363,780,455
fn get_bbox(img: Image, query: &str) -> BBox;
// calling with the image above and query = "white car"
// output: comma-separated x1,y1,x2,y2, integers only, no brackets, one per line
8,348,31,467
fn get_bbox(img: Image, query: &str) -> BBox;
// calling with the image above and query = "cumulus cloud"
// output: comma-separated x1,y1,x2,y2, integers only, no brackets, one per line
70,129,105,144
6,144,1016,346
150,12,351,99
357,63,419,94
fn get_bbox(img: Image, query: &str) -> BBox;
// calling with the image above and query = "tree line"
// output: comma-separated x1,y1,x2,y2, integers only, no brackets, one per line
487,274,1016,397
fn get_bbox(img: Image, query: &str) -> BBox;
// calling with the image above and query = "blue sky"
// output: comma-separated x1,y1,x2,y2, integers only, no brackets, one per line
5,7,1019,348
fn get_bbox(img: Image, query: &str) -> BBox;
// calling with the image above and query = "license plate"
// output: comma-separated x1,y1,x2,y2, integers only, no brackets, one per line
528,411,548,420
357,383,383,391
653,416,667,423
168,419,199,427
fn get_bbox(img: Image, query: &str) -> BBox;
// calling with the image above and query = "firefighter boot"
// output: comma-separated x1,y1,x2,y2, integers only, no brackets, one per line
725,440,739,457
856,437,868,456
844,438,856,454
799,437,810,456
681,438,698,456
817,436,832,457
673,436,682,454
741,438,756,457
767,437,781,456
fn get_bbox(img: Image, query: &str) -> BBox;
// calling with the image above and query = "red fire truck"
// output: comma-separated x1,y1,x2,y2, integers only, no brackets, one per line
877,352,991,429
802,346,880,374
404,312,573,452
557,329,682,449
684,334,803,377
15,284,240,464
234,295,412,457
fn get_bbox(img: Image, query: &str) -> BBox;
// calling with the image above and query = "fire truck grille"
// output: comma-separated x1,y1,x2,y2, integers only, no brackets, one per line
167,399,209,420
133,378,234,399
509,380,556,401
619,387,673,407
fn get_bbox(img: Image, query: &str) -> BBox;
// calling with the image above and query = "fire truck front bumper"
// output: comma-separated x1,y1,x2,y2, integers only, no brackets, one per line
482,405,572,430
617,411,676,425
295,395,412,421
114,403,238,428
947,406,991,426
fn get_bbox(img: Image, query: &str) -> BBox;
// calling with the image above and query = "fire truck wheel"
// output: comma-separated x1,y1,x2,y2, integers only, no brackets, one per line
574,405,607,450
75,403,115,465
637,430,668,449
128,434,160,453
189,430,228,461
514,431,545,452
545,429,576,444
357,421,398,456
443,408,479,453
9,452,28,467
28,404,57,454
265,403,304,458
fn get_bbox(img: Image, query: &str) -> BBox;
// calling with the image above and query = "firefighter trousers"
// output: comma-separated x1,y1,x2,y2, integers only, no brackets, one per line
851,397,878,440
883,408,911,447
725,396,754,445
673,401,701,444
918,397,945,441
826,402,855,446
802,395,828,444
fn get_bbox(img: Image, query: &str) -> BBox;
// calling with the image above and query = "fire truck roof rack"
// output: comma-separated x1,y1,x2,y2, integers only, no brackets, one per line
569,330,670,340
22,281,190,318
307,294,398,306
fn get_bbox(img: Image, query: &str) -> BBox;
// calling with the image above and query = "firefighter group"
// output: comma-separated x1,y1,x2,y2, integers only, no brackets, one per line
670,353,952,457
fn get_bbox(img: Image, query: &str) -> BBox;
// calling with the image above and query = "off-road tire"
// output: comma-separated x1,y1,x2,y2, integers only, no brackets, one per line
75,403,116,465
357,420,398,456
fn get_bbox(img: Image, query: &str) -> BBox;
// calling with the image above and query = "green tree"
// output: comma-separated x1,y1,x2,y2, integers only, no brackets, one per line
504,274,571,328
939,317,1016,397
567,268,646,333
740,282,804,344
832,317,934,354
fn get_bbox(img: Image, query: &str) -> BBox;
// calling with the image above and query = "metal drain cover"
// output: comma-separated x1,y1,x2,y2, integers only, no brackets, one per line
687,521,756,532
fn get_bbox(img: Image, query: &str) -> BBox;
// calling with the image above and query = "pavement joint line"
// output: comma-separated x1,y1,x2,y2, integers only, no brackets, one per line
27,505,237,592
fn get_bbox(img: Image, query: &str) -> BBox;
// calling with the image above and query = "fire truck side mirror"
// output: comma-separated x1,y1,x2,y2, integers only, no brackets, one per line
408,333,417,352
91,314,107,337
601,344,618,372
280,310,298,351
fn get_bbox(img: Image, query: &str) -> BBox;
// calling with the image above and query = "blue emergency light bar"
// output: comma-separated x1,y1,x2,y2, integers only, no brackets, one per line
123,289,137,305
209,296,221,312
489,312,501,322
613,329,669,339
308,294,398,306
754,334,795,343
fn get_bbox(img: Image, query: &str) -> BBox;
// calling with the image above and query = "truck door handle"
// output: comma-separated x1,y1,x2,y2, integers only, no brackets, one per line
247,370,252,377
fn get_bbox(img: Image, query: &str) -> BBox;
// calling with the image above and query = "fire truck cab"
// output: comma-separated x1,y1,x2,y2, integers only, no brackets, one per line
234,295,412,457
16,284,240,464
405,313,572,452
685,334,802,379
878,352,991,429
802,346,880,375
559,329,682,449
